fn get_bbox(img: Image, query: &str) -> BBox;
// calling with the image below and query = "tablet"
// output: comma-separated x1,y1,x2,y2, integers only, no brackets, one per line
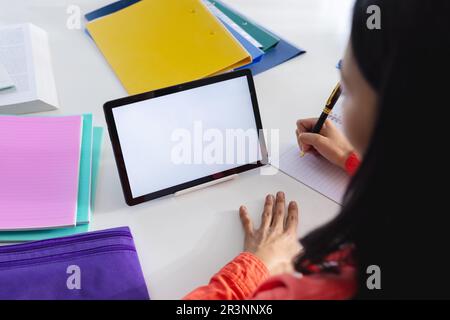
104,69,268,206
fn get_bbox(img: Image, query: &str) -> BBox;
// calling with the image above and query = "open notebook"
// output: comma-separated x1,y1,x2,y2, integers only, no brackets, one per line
0,24,59,114
278,100,350,204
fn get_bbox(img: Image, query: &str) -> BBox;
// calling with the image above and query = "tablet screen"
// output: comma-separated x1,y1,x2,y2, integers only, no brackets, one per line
111,74,264,200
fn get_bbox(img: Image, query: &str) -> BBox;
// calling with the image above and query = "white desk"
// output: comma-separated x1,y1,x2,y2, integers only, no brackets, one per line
0,0,354,299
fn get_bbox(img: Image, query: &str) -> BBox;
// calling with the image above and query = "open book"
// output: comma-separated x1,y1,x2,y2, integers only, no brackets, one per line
277,100,350,204
0,61,14,90
0,23,59,114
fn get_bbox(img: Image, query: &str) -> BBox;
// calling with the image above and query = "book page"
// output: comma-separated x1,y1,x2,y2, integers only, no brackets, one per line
0,61,14,90
278,100,350,204
0,24,37,106
29,24,59,107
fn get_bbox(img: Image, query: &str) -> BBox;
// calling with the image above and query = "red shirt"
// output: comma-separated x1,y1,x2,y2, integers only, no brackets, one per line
184,152,360,300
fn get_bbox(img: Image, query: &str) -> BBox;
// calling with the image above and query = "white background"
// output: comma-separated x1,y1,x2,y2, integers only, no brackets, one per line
0,0,355,299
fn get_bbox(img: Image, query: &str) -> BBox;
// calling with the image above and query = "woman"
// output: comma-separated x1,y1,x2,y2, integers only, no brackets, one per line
185,0,450,299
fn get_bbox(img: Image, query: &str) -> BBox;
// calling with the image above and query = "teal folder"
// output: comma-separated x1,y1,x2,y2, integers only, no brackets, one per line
91,127,104,211
77,114,93,224
0,125,104,242
207,0,280,51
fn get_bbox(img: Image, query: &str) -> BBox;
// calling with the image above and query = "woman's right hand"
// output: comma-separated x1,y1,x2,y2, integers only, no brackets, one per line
296,118,356,170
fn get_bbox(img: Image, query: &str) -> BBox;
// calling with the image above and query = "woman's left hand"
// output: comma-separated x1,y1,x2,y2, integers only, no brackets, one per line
239,192,303,276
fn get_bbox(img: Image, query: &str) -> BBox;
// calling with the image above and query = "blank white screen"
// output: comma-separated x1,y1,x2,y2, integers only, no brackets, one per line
112,76,262,198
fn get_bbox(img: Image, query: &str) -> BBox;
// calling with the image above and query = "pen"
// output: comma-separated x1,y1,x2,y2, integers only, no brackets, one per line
300,83,342,157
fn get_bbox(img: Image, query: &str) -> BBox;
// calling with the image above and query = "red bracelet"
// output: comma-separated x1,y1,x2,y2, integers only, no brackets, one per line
345,152,360,176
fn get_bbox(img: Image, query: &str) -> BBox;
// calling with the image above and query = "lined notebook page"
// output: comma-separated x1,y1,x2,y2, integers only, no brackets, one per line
279,100,350,204
0,116,82,230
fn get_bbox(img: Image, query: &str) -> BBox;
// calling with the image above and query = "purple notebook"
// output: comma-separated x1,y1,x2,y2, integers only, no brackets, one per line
0,116,82,230
0,227,150,300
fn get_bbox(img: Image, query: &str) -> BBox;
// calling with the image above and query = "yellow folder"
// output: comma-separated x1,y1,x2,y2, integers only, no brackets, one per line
87,0,252,94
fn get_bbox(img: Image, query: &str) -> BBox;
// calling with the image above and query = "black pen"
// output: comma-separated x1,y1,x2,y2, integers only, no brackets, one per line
300,83,341,157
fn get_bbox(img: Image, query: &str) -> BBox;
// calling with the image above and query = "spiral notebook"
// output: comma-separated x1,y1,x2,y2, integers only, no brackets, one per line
278,101,350,204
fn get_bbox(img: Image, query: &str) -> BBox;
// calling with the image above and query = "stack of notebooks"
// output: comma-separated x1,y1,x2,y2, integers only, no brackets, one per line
0,114,103,242
85,0,306,95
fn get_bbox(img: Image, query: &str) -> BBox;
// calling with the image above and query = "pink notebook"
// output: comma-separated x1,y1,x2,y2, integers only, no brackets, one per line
0,116,82,230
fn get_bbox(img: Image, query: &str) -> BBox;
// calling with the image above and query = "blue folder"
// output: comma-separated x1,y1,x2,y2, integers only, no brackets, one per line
221,20,264,66
84,0,140,21
85,0,305,76
248,37,305,75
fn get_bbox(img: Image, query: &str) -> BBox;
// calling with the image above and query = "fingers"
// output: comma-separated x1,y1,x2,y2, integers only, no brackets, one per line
296,118,318,133
285,201,299,234
239,206,253,235
298,132,330,155
246,193,298,236
261,194,274,230
297,129,312,154
296,118,339,155
271,191,286,232
296,119,318,154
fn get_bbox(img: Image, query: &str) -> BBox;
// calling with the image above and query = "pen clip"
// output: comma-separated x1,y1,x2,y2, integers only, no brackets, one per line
326,83,341,106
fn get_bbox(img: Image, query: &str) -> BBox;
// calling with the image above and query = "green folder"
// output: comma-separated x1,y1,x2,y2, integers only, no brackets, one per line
207,0,280,51
0,124,104,242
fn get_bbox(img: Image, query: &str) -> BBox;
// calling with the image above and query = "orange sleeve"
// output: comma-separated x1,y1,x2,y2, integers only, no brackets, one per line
183,252,270,300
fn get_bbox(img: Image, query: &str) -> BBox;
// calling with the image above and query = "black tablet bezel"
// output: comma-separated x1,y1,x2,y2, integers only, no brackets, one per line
104,69,268,206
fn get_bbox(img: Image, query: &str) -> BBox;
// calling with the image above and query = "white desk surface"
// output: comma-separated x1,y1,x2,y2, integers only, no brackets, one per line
0,0,355,299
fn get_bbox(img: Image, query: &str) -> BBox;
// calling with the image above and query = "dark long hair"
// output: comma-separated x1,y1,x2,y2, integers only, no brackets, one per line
296,0,450,299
